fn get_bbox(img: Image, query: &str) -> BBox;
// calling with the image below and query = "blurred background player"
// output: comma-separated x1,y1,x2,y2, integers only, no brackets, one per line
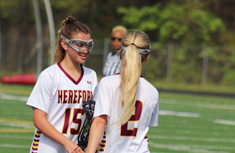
86,30,159,153
26,16,98,153
102,25,127,76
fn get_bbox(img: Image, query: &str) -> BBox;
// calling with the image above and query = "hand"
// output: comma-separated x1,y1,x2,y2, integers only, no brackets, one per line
72,146,84,153
64,140,84,153
66,146,84,153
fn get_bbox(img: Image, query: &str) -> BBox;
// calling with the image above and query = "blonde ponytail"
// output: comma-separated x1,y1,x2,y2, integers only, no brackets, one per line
118,45,141,125
116,30,151,125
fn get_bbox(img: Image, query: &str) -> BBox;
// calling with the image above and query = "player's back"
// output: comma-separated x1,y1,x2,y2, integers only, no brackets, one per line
96,75,159,153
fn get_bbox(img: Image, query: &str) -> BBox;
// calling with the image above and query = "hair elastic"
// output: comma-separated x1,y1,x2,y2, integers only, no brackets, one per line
131,43,136,46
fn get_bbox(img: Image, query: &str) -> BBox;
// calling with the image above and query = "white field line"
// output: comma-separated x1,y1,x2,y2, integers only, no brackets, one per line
161,99,235,110
0,122,34,129
150,129,225,136
0,144,29,149
214,120,235,126
0,135,32,140
149,142,234,153
0,119,33,149
0,118,34,133
0,118,33,125
0,93,28,101
148,135,235,143
159,110,200,117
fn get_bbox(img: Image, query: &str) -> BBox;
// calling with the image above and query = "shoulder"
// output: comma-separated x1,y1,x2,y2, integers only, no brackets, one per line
82,66,97,76
107,52,120,59
97,76,120,94
38,64,58,80
139,77,158,94
101,75,119,82
107,52,113,57
82,66,98,85
34,64,60,88
99,75,120,87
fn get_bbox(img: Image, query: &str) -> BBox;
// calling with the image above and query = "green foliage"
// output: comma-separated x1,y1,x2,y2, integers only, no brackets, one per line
0,0,234,86
118,1,231,84
220,46,235,86
221,70,235,86
142,43,168,81
118,1,225,45
118,5,160,31
50,0,89,20
0,0,34,24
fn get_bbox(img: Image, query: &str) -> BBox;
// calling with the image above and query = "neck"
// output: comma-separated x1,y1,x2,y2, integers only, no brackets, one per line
112,48,120,53
60,59,81,74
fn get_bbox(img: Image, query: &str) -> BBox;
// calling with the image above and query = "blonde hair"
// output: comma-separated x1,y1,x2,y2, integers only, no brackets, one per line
54,16,91,63
112,25,127,36
117,31,151,125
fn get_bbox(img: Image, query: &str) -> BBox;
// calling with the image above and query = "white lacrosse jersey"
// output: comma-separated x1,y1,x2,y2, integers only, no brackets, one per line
102,52,121,76
26,63,98,153
94,75,159,153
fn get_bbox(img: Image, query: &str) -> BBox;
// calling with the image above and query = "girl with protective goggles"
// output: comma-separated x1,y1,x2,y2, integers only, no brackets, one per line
27,16,98,153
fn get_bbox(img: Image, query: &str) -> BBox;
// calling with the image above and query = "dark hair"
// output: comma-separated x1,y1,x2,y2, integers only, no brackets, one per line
54,16,91,63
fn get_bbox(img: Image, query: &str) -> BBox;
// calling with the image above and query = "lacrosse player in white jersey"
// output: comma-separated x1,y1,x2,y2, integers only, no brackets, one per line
86,30,159,153
26,16,98,153
102,25,127,76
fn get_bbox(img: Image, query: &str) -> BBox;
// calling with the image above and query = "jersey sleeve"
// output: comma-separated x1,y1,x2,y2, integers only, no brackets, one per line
92,71,99,99
26,70,53,113
149,89,159,127
93,78,111,118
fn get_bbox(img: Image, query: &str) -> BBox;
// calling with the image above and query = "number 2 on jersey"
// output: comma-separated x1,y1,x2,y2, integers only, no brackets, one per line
62,108,84,135
121,100,143,137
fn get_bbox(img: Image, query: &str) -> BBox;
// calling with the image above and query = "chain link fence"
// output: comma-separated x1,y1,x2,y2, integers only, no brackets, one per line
0,35,234,86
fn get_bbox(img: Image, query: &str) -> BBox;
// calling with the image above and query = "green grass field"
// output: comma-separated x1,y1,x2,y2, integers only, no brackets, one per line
0,83,235,153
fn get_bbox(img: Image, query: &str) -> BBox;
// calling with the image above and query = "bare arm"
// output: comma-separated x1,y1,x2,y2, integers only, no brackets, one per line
86,115,107,153
33,108,83,153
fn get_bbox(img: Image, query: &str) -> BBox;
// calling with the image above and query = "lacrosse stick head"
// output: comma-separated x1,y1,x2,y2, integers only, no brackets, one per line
82,100,96,121
77,100,96,150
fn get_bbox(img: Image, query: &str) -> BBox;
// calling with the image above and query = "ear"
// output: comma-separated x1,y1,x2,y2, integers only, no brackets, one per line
144,54,150,62
60,40,68,50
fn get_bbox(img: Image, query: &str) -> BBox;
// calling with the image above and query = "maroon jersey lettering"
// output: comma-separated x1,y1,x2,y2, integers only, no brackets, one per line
120,100,143,137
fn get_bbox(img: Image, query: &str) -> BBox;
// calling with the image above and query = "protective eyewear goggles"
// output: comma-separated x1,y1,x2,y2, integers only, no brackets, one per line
111,37,122,42
61,34,94,53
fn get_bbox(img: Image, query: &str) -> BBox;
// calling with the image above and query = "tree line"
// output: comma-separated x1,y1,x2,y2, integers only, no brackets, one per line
0,0,234,86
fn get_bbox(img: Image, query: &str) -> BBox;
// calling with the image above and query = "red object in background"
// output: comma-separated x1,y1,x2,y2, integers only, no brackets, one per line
1,73,36,85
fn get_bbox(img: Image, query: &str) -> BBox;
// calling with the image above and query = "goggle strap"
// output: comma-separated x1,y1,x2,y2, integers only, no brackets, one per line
61,34,70,43
121,46,151,54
